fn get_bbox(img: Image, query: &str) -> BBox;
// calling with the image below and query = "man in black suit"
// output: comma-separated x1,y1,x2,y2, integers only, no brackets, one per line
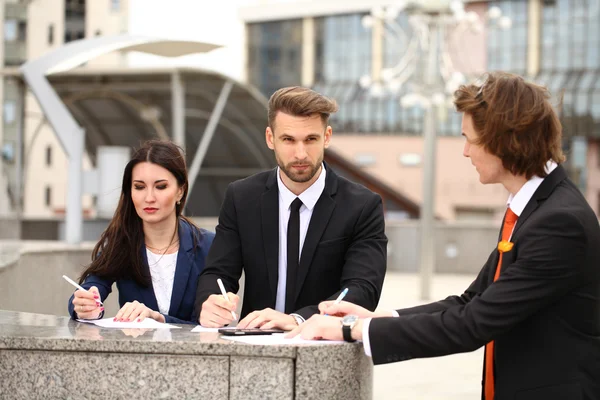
193,86,387,330
288,72,600,400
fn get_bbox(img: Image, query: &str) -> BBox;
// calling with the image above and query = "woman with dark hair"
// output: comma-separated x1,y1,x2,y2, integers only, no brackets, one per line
68,140,214,324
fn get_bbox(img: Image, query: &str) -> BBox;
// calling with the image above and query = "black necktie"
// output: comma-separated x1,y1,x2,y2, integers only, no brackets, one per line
285,197,303,314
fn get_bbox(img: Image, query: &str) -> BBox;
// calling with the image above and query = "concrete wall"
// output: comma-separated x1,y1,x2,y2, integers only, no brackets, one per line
0,245,120,317
386,220,499,273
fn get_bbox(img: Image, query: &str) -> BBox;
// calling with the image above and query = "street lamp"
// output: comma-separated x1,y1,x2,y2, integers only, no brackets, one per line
361,0,511,299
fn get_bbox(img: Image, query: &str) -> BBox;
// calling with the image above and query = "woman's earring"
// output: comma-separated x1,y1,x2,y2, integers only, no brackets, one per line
177,200,181,205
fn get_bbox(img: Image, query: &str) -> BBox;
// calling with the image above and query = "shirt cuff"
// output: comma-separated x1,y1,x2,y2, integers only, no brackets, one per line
362,311,398,357
290,313,305,325
362,317,373,357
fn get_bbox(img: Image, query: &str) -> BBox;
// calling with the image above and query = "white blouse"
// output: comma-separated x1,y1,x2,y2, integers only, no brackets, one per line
146,250,178,315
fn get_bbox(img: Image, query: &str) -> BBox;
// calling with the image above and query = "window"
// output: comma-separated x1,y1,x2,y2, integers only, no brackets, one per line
314,14,371,83
3,101,16,124
45,186,52,207
540,0,600,71
488,1,528,74
4,20,17,41
48,24,54,45
111,0,120,12
247,20,303,97
398,153,422,167
354,153,377,167
17,21,26,41
46,146,52,167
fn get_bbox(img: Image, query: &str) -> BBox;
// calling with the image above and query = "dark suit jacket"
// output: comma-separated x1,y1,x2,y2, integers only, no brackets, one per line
194,164,387,320
369,165,600,400
68,219,215,324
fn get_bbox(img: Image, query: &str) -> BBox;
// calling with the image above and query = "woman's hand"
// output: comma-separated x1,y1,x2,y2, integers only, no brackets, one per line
72,286,104,320
114,300,165,323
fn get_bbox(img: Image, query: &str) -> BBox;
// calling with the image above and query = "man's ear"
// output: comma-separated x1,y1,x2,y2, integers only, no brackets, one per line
324,126,333,148
266,127,275,150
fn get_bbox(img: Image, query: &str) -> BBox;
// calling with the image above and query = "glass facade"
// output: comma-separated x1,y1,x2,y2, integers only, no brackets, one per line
313,13,371,133
538,0,600,140
314,13,371,83
487,0,528,74
541,0,599,71
247,20,303,98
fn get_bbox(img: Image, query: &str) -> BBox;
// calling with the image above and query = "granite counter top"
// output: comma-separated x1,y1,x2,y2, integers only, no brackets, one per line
0,309,353,359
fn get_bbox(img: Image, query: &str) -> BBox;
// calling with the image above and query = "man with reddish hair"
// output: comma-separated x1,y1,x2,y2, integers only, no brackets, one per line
289,72,600,400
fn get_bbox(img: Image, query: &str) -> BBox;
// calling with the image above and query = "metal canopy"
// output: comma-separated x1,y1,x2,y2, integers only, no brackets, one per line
46,66,274,217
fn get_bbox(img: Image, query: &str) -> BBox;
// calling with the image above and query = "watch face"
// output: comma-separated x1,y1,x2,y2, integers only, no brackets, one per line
342,315,359,325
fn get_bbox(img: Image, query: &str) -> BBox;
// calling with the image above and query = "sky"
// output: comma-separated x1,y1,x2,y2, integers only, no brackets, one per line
127,0,258,81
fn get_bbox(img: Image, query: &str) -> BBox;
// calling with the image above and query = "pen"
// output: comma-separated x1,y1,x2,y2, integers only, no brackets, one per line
333,288,349,305
217,278,237,320
325,288,349,316
62,275,103,306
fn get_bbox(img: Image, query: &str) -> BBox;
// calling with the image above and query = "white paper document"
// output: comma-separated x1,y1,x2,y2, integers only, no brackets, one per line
221,333,345,345
77,317,181,329
191,325,237,333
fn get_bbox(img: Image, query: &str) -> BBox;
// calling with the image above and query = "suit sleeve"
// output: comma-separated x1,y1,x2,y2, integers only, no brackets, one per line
294,193,388,319
67,274,114,319
163,315,196,325
369,211,587,365
193,183,244,319
394,253,494,316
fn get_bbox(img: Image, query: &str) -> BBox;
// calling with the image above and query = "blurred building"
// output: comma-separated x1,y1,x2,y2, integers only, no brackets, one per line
0,0,421,241
240,0,600,219
1,0,129,219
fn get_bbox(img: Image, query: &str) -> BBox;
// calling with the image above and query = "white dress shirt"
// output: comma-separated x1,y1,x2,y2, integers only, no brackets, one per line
275,164,326,313
361,161,558,356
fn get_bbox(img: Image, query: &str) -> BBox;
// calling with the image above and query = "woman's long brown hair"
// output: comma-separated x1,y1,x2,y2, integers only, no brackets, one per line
79,140,196,287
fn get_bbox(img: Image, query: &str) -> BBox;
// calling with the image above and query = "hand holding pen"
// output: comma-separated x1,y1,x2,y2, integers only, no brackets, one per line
198,278,239,328
318,289,378,319
64,275,104,319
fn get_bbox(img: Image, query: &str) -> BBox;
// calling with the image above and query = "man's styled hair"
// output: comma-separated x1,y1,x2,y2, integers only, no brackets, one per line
268,86,339,129
454,71,565,179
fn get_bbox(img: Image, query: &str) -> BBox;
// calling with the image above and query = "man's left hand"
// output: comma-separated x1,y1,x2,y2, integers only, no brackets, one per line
285,314,364,341
237,308,298,330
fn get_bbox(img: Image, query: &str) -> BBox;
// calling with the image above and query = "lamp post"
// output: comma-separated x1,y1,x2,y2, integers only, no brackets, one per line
361,0,511,299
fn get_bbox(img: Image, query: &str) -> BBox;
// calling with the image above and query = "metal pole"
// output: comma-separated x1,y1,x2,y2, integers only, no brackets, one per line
65,126,84,244
187,81,233,197
171,71,185,150
419,18,440,300
15,81,25,221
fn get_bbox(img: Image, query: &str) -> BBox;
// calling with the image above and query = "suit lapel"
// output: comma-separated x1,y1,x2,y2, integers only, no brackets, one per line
511,165,567,238
488,164,567,285
261,169,280,300
169,219,194,315
294,166,338,302
140,248,160,311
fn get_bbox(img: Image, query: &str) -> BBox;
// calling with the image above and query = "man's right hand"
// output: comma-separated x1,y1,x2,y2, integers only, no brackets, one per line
199,293,240,327
319,300,377,319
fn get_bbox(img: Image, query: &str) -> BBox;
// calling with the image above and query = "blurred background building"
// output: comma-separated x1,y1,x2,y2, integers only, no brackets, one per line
0,0,598,266
240,0,600,220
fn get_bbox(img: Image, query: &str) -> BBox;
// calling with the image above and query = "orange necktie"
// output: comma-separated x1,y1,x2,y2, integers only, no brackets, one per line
484,208,518,400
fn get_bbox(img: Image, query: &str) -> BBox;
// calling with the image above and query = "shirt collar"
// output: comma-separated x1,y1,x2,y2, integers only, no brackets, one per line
277,163,326,211
507,161,558,216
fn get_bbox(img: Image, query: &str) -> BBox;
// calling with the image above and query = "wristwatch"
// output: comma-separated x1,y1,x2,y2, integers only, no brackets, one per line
341,315,359,342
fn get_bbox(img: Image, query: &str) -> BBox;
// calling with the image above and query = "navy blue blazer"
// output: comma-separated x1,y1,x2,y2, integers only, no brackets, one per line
68,219,214,324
